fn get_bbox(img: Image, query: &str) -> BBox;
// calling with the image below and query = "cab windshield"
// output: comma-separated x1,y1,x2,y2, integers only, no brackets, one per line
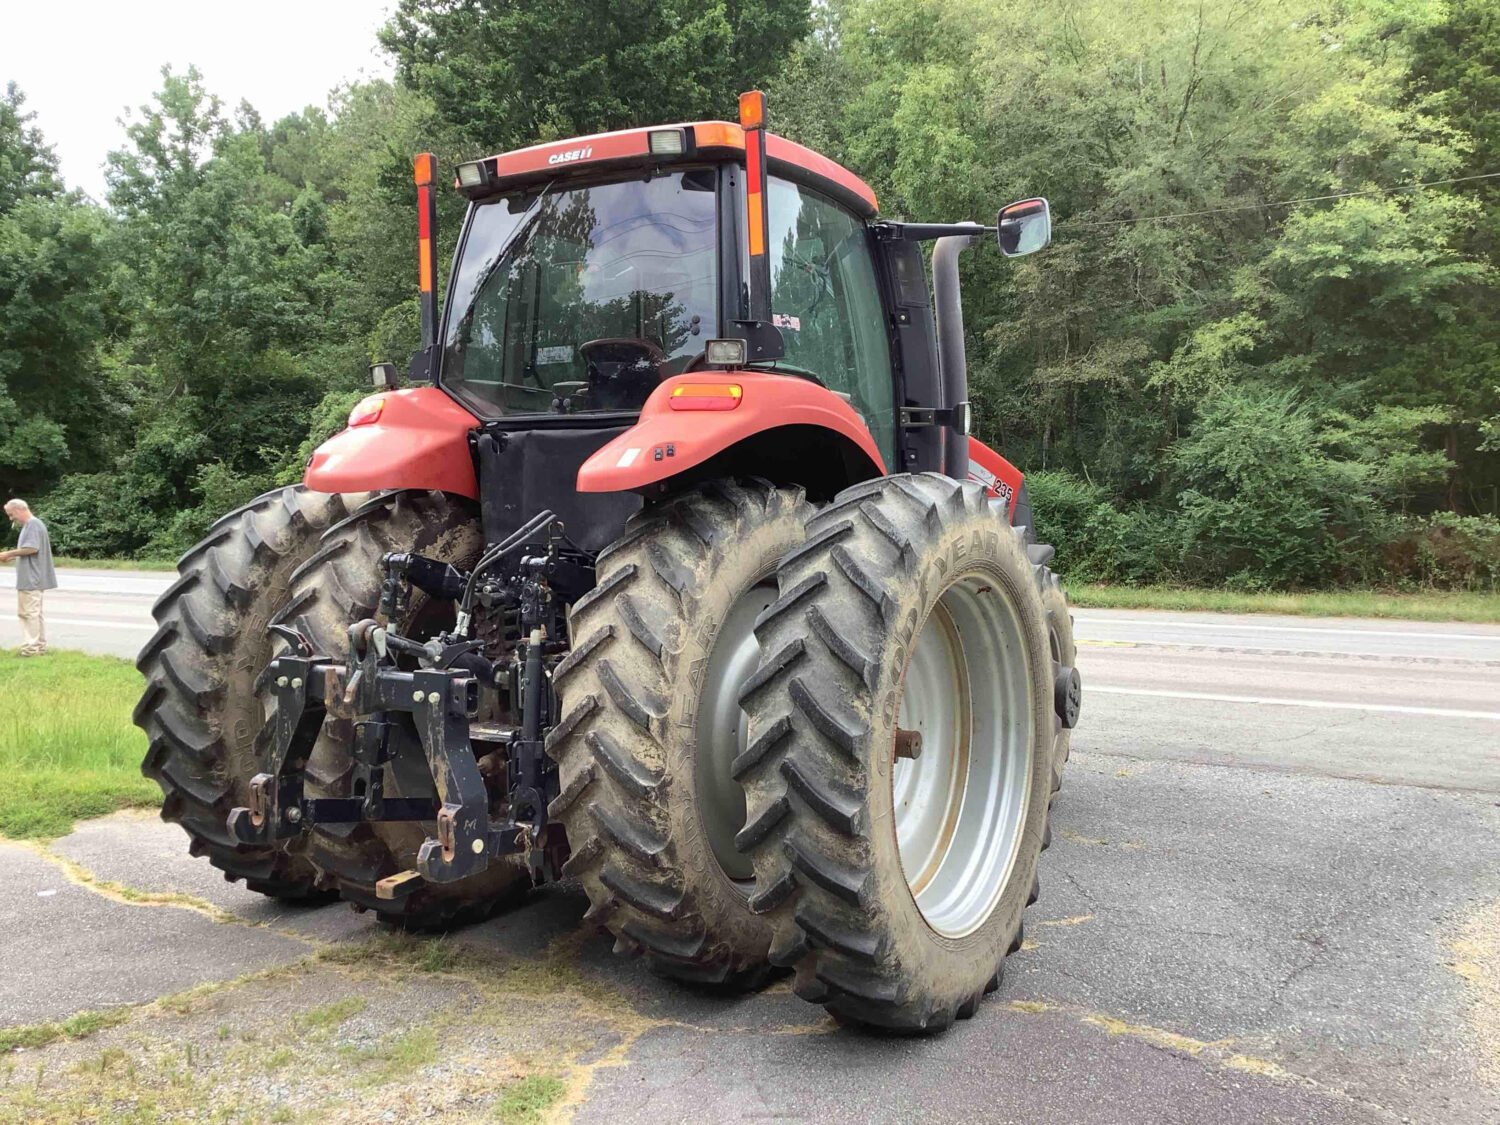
440,170,719,417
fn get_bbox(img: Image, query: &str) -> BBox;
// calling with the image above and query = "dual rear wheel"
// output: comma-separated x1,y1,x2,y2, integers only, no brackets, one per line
555,473,1066,1030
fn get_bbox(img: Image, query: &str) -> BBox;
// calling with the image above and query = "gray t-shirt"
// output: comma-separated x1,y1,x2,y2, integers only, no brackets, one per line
17,518,57,591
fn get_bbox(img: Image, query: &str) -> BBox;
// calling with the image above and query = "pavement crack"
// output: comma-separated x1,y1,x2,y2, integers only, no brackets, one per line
1060,869,1098,907
11,840,322,946
1005,999,1403,1121
1269,935,1330,1006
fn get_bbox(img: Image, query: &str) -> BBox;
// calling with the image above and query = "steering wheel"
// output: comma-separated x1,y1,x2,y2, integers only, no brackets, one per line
578,337,667,411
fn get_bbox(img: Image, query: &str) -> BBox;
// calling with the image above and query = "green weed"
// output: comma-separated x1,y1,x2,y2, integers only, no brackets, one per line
0,1008,131,1052
494,1073,566,1123
294,997,367,1032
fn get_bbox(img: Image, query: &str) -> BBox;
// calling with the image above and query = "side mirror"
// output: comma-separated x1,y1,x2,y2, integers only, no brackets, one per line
370,361,400,390
997,198,1051,257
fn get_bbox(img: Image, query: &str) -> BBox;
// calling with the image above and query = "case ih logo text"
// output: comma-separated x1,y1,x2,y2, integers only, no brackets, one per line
548,146,593,165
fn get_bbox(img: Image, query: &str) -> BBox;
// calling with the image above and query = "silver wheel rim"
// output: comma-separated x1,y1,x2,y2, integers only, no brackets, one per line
894,572,1034,939
695,577,777,887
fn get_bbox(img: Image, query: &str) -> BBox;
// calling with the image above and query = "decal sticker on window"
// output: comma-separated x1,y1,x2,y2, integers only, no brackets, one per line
772,313,801,331
536,345,574,364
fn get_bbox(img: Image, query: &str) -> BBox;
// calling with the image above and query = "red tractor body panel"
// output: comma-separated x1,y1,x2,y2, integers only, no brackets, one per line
965,436,1025,518
304,386,480,500
577,371,886,493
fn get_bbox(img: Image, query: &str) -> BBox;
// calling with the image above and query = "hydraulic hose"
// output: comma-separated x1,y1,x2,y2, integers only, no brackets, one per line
456,509,557,629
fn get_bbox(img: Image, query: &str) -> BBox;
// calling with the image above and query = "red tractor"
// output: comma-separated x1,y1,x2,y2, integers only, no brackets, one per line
136,92,1080,1033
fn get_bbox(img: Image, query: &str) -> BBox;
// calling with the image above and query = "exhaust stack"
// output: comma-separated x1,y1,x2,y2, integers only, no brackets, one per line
931,227,981,476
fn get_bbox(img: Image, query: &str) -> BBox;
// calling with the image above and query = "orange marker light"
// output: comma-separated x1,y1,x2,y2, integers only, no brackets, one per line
738,90,765,130
348,395,386,427
418,233,434,294
413,152,436,187
669,383,743,411
746,185,765,257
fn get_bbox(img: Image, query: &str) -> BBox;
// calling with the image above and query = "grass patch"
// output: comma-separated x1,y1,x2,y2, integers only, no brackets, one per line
1069,584,1500,623
345,1026,438,1085
0,651,154,839
294,997,367,1032
494,1073,566,1123
0,1008,131,1052
52,556,177,572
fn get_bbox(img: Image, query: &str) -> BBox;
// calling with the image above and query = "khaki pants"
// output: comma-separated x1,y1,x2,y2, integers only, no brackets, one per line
17,589,44,654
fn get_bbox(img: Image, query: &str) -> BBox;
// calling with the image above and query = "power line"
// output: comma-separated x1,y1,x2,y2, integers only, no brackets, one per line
1062,170,1500,229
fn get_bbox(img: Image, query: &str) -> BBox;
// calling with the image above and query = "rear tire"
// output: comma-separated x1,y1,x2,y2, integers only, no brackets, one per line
548,479,811,987
135,486,365,900
738,474,1054,1031
270,490,531,928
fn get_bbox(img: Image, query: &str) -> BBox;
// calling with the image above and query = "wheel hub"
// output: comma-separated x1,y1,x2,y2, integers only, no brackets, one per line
894,573,1034,939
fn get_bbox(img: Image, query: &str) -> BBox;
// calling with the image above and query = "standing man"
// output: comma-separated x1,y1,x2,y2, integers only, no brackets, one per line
1,499,57,656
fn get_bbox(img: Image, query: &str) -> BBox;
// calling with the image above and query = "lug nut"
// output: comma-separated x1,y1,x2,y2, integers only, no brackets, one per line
291,677,303,690
412,689,424,702
276,676,288,688
286,807,302,824
470,838,485,855
428,692,441,705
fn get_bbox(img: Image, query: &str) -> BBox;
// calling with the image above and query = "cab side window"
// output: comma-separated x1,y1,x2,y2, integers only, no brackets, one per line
766,178,896,467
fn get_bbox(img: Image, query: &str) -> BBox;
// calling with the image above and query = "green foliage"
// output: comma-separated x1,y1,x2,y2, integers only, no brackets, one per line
380,0,810,148
1026,470,1170,584
0,82,62,210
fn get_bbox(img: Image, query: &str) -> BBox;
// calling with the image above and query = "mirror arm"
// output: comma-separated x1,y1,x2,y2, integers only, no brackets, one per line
876,221,992,244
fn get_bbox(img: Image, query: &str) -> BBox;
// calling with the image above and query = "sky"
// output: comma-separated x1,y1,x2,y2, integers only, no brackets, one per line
1,0,395,200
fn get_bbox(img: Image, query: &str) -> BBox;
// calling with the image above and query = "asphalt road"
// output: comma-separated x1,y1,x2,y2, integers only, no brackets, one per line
1,567,1497,1122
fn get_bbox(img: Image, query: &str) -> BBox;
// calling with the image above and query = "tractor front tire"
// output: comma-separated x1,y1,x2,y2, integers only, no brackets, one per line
270,490,531,928
548,479,811,987
738,474,1055,1032
136,485,365,900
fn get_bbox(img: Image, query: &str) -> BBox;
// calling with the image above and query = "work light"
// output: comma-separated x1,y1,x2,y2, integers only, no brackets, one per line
704,339,747,367
648,129,686,156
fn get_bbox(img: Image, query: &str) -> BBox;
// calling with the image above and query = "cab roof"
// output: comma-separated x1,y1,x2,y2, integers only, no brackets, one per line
461,120,878,219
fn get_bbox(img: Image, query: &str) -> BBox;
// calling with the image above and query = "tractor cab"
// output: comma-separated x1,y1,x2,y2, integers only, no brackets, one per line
310,94,1049,551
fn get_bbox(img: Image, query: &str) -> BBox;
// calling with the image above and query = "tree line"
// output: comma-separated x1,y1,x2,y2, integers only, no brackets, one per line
0,0,1496,588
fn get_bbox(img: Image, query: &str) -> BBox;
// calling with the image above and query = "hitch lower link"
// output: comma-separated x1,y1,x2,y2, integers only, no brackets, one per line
227,627,524,886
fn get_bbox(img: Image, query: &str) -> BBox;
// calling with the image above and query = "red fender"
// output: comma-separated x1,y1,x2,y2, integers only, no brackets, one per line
304,386,480,499
576,371,886,492
966,437,1024,519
